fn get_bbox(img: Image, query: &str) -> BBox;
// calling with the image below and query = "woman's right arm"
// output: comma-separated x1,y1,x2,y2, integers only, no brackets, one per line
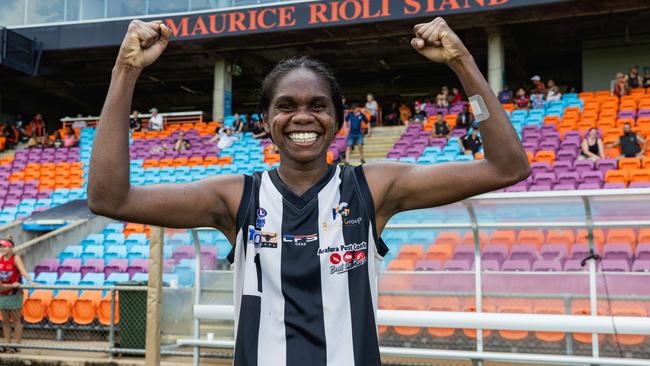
88,20,242,237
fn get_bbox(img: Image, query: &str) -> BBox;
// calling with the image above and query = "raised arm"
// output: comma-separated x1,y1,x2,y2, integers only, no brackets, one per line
365,18,530,231
88,20,242,239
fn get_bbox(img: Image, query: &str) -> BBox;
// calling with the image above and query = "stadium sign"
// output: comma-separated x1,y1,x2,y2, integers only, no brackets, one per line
164,0,565,39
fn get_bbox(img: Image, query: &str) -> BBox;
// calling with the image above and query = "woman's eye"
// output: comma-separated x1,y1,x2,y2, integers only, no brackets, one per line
277,104,294,111
313,104,326,111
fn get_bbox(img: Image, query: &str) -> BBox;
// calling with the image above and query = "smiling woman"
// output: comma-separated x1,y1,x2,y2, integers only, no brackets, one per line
88,17,529,366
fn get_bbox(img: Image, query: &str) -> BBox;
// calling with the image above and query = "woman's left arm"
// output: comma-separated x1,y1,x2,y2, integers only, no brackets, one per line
365,18,530,231
14,256,32,285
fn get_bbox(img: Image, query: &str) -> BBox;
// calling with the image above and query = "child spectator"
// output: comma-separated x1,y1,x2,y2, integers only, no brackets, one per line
450,87,463,104
399,103,412,125
530,89,545,109
514,88,530,110
364,93,379,125
546,86,562,101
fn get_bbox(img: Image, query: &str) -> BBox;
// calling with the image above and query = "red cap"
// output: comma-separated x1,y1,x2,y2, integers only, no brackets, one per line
0,239,14,247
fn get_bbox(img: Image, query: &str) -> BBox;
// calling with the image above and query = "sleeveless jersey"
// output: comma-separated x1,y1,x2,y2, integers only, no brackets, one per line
228,165,388,366
0,255,20,295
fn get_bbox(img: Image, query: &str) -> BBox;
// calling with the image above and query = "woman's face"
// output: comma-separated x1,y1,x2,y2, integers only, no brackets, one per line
265,68,337,165
517,88,525,96
588,129,597,138
0,246,12,257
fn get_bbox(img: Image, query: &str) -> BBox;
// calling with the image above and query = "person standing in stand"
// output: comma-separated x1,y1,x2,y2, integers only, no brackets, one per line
0,238,32,353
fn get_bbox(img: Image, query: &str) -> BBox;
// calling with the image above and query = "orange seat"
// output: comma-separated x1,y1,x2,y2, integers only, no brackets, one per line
571,299,606,344
618,157,641,171
606,228,637,250
188,156,204,167
605,170,629,185
534,299,566,342
526,151,534,163
425,243,453,262
579,92,594,99
638,228,650,244
575,229,605,254
23,290,54,324
124,223,149,238
48,290,79,324
219,156,234,165
72,291,102,325
630,169,650,183
435,232,461,247
502,104,515,113
610,301,648,345
497,298,531,340
397,244,424,263
630,88,646,96
142,159,158,169
461,297,495,338
393,296,427,337
461,231,487,247
173,157,189,167
159,158,174,167
386,259,415,271
535,150,555,166
203,156,220,166
427,297,461,338
517,230,545,250
98,292,119,326
488,230,516,248
546,230,575,247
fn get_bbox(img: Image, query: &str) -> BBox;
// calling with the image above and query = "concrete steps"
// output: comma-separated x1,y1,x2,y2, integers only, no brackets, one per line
346,126,404,164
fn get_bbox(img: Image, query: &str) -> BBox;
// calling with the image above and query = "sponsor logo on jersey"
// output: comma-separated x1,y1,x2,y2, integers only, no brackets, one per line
247,225,278,248
324,202,362,230
282,233,318,246
329,249,367,275
331,202,350,220
317,241,367,255
256,207,268,228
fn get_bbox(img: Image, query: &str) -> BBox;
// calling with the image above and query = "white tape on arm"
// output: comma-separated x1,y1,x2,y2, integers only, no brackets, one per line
468,95,490,123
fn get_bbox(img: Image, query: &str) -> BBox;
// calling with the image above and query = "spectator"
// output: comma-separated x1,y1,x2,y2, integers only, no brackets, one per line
579,128,605,162
173,132,191,151
460,128,482,156
14,114,27,142
345,104,370,165
72,114,88,129
411,102,427,124
251,120,269,139
607,123,646,159
233,113,244,132
210,126,238,150
613,72,630,97
30,114,46,137
64,126,78,148
433,112,450,138
148,108,164,131
514,88,530,110
627,66,642,89
0,238,33,353
441,86,450,103
26,132,39,149
530,75,545,93
530,89,545,109
1,123,17,150
498,84,514,104
39,136,52,148
455,105,474,131
399,103,412,125
643,67,650,88
53,132,63,148
546,86,562,102
450,87,463,104
241,115,257,133
435,93,449,108
364,93,379,125
384,102,400,126
129,110,142,131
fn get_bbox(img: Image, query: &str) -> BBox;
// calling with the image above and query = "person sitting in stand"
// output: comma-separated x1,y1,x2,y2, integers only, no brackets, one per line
613,72,630,97
514,88,530,110
450,87,463,104
460,127,482,156
64,126,78,148
29,114,46,137
530,75,545,94
129,110,142,131
26,131,39,149
498,84,514,104
399,103,412,125
433,112,450,138
455,104,474,131
210,126,239,150
53,132,63,148
606,122,646,159
251,120,269,139
579,128,605,162
173,131,191,151
529,89,545,109
411,101,428,124
546,85,562,102
1,123,17,150
14,115,27,142
148,108,164,131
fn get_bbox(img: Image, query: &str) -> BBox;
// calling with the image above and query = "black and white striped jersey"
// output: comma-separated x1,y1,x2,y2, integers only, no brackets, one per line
228,164,389,366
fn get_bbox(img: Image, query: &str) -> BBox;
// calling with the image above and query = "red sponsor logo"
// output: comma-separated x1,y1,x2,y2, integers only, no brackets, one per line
354,251,365,261
330,253,341,264
343,251,353,263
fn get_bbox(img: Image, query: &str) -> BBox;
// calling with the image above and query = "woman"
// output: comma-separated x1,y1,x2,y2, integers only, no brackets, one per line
613,72,629,97
64,126,78,148
0,238,32,353
29,114,46,137
580,128,605,162
88,18,529,365
514,88,530,110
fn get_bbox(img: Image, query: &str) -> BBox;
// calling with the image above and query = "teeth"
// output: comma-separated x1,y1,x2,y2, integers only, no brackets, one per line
289,132,318,143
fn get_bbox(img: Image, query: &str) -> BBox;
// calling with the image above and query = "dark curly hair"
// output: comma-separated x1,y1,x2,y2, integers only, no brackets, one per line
257,56,344,131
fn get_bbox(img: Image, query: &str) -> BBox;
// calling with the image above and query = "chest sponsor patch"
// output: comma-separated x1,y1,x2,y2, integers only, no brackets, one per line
282,233,318,246
247,225,278,249
317,242,368,274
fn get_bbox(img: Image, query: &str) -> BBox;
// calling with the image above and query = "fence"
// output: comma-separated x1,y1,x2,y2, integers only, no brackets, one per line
60,111,204,129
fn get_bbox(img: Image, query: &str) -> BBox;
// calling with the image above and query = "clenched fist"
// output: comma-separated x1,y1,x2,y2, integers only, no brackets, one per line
411,18,471,66
116,20,170,70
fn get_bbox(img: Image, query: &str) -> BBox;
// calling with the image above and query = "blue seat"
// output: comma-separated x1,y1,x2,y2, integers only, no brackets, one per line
131,272,149,282
189,166,206,174
103,223,125,235
399,157,417,163
423,146,441,154
171,232,191,244
175,175,192,183
205,165,221,175
104,272,130,286
409,229,438,244
159,176,176,184
81,233,104,248
417,156,436,164
128,245,149,260
563,93,578,101
216,241,231,260
82,245,104,261
104,245,128,260
60,245,84,261
55,272,81,286
175,166,190,175
131,175,146,185
125,233,147,247
511,110,528,118
144,170,159,179
105,233,125,247
80,272,105,286
382,230,409,246
162,273,179,287
173,266,194,288
163,245,173,259
455,154,474,162
35,272,58,285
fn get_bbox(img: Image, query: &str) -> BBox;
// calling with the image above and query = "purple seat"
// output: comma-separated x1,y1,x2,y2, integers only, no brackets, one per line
580,170,603,185
552,160,573,175
631,259,650,272
34,258,59,277
481,259,501,271
523,141,538,152
578,182,602,190
534,172,556,186
172,245,195,262
532,258,563,272
635,243,650,260
104,259,129,277
481,244,509,263
414,260,442,271
601,259,630,272
501,259,531,271
80,258,105,277
127,259,149,278
596,159,617,175
529,184,553,191
538,141,559,152
603,243,633,262
163,259,176,273
505,185,528,192
570,244,591,260
628,182,650,188
563,259,587,271
540,244,567,260
451,244,474,261
603,182,626,189
443,259,472,271
531,162,551,175
557,171,580,186
58,258,82,277
554,183,577,191
510,244,537,263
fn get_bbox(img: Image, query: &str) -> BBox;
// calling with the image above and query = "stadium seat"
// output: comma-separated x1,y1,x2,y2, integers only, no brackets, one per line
610,301,648,346
393,296,427,337
73,291,102,325
497,298,531,340
104,272,130,286
80,272,105,286
516,230,545,249
81,259,105,278
571,299,607,344
98,292,119,326
48,290,79,324
461,297,495,338
35,271,58,285
606,229,637,251
487,230,516,248
23,290,54,323
55,272,81,286
533,299,566,342
425,243,453,262
427,297,460,338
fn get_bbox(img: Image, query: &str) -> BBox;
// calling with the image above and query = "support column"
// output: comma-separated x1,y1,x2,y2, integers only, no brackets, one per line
486,27,504,95
145,226,164,366
213,58,232,120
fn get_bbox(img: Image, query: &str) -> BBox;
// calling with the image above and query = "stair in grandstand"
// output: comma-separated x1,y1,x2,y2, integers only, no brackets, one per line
347,126,405,165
